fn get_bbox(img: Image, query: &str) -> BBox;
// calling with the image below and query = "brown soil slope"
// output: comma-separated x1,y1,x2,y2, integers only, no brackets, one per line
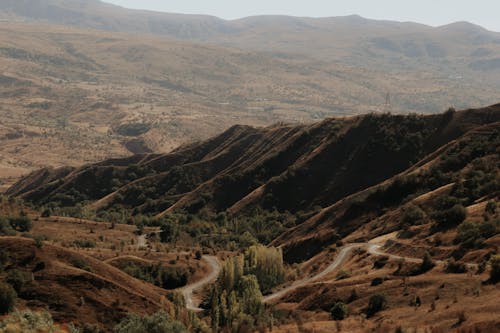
8,105,500,220
0,237,170,330
273,120,500,262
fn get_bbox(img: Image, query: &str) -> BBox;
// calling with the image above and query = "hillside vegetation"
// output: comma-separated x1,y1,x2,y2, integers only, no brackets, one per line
9,105,500,262
3,104,500,332
1,2,500,187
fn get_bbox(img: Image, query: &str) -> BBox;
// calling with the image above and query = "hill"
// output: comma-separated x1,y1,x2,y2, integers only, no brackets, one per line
5,22,499,190
1,2,500,187
0,236,171,330
2,1,500,84
9,105,499,216
4,104,500,332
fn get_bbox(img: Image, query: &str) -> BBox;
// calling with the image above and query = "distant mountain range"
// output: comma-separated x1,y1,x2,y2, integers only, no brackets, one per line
2,0,500,71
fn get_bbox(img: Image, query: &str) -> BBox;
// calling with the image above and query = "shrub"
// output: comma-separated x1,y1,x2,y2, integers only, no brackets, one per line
445,259,467,274
6,269,29,293
34,235,45,249
433,204,466,229
160,219,180,245
0,282,17,314
8,216,32,232
485,201,497,215
455,219,499,249
373,256,388,269
490,255,500,283
0,216,15,236
366,294,387,317
114,311,189,333
420,252,435,273
336,270,351,280
70,257,93,272
195,250,202,260
72,239,96,248
402,205,425,226
371,277,384,286
330,302,348,320
347,289,358,303
0,309,57,331
41,208,51,218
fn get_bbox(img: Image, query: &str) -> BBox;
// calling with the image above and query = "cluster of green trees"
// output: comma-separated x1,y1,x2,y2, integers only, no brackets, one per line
0,215,32,236
455,218,499,249
0,251,32,315
244,246,285,294
0,309,59,331
208,255,267,333
118,261,188,290
205,245,285,331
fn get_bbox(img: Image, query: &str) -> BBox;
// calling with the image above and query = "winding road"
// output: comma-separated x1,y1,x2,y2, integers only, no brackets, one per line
263,243,426,303
182,255,221,311
179,241,430,309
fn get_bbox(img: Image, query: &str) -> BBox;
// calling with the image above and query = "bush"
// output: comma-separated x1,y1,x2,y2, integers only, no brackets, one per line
445,259,467,274
41,208,51,218
366,294,387,317
336,270,351,280
195,250,202,260
114,311,189,333
433,204,466,229
373,256,388,269
330,302,348,320
72,239,96,248
0,282,17,314
7,269,29,293
70,257,93,272
8,216,33,232
0,216,16,236
490,255,500,283
455,220,499,249
371,277,384,286
0,309,57,332
485,201,497,215
402,205,425,226
420,252,435,273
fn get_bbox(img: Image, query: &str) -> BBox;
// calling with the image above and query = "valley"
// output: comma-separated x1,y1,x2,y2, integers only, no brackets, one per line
0,1,499,332
1,106,499,332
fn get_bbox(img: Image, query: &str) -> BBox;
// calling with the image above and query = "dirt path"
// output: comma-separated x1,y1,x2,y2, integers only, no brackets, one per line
137,234,147,249
264,241,430,304
182,255,221,312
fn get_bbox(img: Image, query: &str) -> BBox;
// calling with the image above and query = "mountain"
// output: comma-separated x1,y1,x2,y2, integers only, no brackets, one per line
2,0,500,71
9,105,500,242
4,104,500,332
3,21,499,190
1,0,500,189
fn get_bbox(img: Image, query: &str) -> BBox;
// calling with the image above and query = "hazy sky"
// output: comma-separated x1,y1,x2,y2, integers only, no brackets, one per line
105,0,500,32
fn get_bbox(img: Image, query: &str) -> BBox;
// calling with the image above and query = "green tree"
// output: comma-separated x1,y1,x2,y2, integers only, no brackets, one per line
420,252,435,273
366,294,387,317
402,205,425,226
330,302,348,320
490,255,500,283
160,220,180,245
244,245,285,294
7,269,29,293
433,204,466,229
0,282,17,314
8,216,32,232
